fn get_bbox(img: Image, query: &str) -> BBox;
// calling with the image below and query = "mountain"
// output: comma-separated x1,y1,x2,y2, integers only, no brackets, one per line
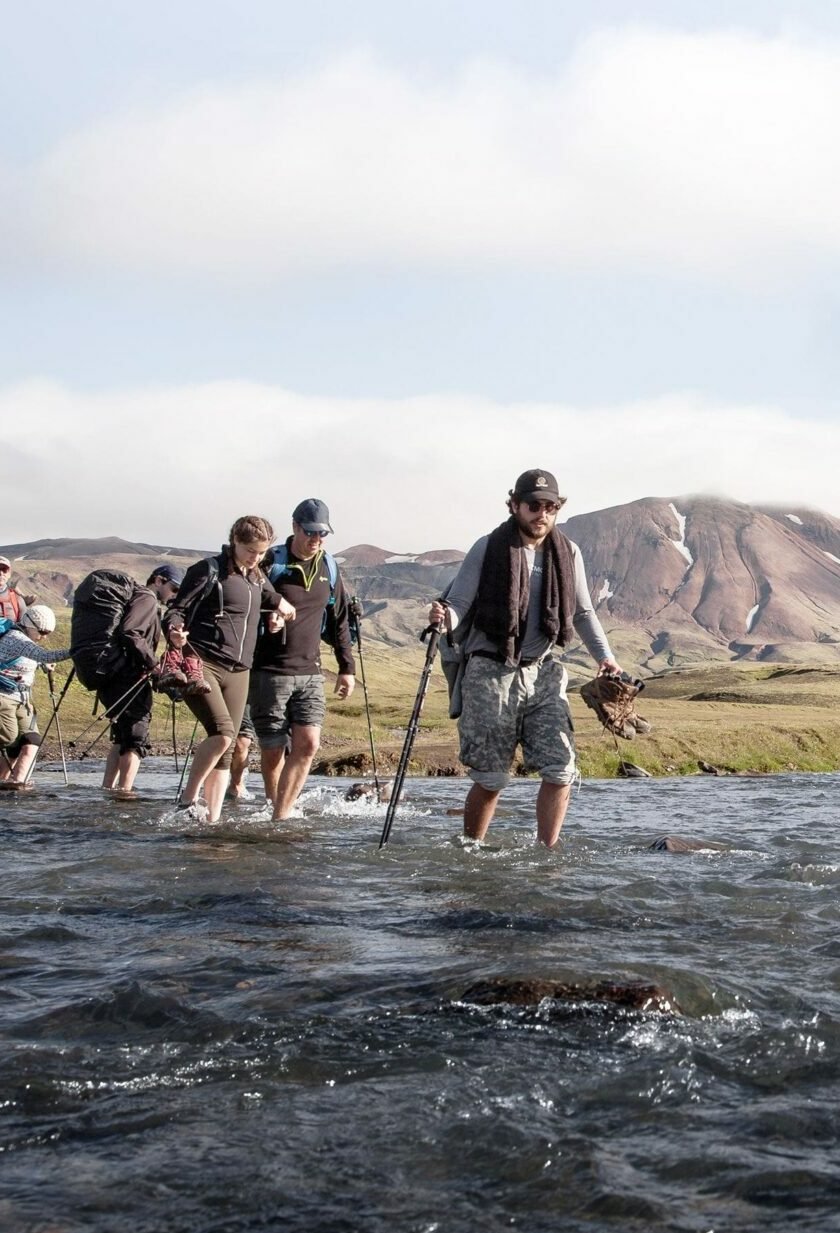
335,544,465,568
0,538,207,611
1,536,209,561
3,498,840,667
562,497,840,668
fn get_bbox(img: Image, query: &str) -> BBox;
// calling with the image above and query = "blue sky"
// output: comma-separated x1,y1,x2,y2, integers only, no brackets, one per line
2,1,839,552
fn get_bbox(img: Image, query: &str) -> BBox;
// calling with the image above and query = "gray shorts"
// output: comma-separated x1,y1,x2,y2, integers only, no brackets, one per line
458,655,575,790
248,671,326,749
238,703,256,743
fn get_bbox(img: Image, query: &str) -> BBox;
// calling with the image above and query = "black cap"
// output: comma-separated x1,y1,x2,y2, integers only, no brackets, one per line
292,498,333,534
511,469,563,503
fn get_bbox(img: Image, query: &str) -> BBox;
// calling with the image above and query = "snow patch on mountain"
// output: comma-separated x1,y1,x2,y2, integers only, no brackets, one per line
668,503,694,567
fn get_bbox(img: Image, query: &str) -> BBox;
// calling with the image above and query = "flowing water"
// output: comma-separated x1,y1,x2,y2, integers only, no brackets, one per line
1,762,839,1233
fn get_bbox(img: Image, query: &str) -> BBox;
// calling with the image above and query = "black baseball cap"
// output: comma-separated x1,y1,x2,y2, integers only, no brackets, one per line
511,469,564,503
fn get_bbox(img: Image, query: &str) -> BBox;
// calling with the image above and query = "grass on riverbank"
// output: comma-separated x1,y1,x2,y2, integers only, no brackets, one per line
316,650,840,778
27,619,840,777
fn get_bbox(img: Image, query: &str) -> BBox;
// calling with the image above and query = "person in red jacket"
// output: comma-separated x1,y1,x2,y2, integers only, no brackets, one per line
0,556,32,623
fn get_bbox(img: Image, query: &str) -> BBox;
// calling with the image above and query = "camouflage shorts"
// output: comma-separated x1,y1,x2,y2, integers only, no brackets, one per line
458,655,576,790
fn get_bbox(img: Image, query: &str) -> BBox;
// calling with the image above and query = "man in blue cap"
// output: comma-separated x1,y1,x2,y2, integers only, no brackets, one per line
250,499,356,820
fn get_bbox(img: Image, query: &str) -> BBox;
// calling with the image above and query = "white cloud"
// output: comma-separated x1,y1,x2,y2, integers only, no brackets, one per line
4,29,840,285
3,379,838,552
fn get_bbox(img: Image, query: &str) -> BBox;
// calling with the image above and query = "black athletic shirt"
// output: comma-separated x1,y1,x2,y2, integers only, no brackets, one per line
253,541,355,678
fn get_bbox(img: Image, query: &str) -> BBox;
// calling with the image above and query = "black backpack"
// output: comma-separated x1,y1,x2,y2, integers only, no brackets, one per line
71,569,140,688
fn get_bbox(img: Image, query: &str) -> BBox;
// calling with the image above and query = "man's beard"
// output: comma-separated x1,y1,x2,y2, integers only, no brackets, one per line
515,511,552,542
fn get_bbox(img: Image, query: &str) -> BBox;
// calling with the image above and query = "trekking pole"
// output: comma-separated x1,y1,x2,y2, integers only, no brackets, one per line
72,674,152,761
46,667,69,785
175,717,200,801
67,673,151,751
171,697,179,774
33,666,75,747
21,665,77,789
350,597,380,798
379,619,443,849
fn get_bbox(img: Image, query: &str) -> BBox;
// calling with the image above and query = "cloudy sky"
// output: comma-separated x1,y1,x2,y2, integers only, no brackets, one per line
2,0,839,553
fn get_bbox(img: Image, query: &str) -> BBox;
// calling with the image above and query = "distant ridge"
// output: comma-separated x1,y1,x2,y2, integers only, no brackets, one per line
0,538,210,609
335,544,465,568
1,536,209,561
3,502,839,668
333,544,397,567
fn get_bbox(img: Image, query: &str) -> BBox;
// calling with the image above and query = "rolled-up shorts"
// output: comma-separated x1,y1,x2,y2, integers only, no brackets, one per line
0,697,40,750
458,655,575,791
97,669,153,758
238,703,256,743
248,671,326,749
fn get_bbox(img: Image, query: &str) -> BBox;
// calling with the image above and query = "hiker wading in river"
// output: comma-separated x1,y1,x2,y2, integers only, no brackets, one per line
250,498,356,821
164,516,295,824
428,469,621,848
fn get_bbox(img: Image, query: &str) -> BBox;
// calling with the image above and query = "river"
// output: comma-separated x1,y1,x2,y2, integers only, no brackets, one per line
1,762,839,1232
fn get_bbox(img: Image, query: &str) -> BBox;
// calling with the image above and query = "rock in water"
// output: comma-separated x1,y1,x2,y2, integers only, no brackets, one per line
461,977,682,1015
618,761,652,777
649,835,728,853
344,780,394,803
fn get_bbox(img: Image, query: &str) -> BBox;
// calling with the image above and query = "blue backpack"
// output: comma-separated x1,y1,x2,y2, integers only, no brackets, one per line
0,617,22,693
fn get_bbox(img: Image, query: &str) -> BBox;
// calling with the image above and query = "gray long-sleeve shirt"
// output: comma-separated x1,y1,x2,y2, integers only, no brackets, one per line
0,630,72,702
443,534,613,665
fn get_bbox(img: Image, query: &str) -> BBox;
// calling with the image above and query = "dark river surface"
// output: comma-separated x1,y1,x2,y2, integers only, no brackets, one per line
1,761,839,1232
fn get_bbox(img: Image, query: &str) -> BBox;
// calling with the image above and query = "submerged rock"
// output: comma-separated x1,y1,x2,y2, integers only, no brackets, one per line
344,780,394,803
461,977,682,1015
649,835,728,853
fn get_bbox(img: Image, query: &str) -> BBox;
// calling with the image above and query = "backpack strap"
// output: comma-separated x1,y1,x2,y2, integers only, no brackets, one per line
324,552,337,602
189,555,223,624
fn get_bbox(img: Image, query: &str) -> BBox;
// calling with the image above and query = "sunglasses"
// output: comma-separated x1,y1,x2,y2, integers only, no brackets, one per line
524,500,563,514
0,566,10,573
303,529,330,539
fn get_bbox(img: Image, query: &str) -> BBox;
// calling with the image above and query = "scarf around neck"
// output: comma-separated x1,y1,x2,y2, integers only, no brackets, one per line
473,517,576,665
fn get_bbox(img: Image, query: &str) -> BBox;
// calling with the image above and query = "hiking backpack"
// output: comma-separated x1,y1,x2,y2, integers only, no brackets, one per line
70,569,140,689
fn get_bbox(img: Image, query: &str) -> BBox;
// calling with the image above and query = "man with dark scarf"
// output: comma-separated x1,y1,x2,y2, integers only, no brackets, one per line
429,469,621,847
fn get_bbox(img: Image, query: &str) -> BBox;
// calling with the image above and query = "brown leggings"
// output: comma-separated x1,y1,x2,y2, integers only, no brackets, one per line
182,660,250,770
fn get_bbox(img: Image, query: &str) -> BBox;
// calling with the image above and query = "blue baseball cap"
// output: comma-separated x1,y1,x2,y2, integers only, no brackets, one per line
151,563,185,585
292,498,333,534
